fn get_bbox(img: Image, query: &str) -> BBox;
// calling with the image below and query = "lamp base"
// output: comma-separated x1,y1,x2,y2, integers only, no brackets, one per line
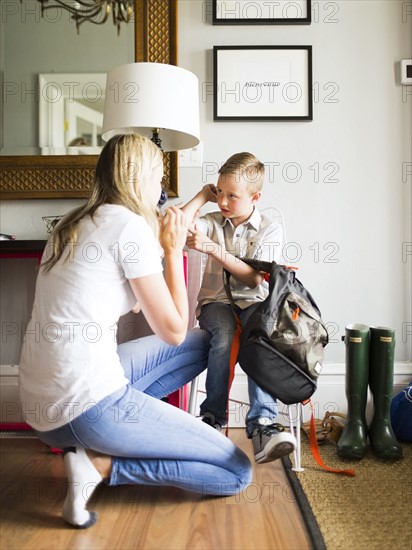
151,128,162,149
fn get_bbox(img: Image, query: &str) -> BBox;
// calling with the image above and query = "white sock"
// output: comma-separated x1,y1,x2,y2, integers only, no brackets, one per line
62,447,102,528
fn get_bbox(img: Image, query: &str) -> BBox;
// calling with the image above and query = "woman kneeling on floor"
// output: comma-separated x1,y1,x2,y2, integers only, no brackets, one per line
19,133,252,529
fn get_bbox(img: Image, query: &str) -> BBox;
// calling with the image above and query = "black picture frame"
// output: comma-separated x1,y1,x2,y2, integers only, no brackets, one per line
212,0,311,25
213,45,313,121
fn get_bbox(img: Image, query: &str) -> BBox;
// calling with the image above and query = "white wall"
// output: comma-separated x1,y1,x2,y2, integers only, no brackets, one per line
175,0,412,366
1,0,411,369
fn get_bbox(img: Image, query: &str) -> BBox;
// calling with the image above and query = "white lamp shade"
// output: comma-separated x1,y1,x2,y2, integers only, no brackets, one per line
102,62,200,151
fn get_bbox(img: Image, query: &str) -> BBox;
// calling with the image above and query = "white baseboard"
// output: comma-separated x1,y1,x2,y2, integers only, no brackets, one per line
1,362,411,426
189,361,412,427
1,365,22,423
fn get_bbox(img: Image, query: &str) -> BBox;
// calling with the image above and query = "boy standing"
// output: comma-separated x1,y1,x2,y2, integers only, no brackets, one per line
183,152,296,463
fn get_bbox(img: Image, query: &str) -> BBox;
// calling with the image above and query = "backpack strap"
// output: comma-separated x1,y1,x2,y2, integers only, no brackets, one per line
223,268,238,313
306,400,356,476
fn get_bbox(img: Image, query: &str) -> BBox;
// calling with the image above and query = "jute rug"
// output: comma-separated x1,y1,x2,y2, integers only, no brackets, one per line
283,439,412,550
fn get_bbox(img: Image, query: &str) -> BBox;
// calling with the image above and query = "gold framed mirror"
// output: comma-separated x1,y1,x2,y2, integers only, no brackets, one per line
0,0,178,200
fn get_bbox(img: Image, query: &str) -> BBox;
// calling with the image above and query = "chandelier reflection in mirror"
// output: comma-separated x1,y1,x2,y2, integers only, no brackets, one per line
34,0,134,34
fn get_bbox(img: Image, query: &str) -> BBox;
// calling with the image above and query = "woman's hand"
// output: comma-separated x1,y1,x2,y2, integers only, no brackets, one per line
159,205,189,255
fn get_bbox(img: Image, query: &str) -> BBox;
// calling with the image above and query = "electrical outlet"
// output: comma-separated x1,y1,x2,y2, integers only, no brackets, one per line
401,59,412,85
178,142,203,167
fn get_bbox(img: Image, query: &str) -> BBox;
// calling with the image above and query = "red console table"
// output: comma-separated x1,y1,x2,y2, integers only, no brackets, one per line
0,239,46,259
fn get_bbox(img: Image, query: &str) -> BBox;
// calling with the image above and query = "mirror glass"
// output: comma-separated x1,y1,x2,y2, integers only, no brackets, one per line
1,0,134,155
38,72,106,153
0,0,179,200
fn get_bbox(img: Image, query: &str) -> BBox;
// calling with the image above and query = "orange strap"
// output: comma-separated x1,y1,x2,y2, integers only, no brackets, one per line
292,306,300,321
308,401,356,477
225,316,242,437
229,316,242,391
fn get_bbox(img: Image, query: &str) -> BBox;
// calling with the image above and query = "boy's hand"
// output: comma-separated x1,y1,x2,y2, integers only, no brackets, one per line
202,184,218,204
186,225,215,254
132,301,141,314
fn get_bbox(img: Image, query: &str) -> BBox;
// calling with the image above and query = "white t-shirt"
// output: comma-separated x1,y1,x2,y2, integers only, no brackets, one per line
19,204,163,431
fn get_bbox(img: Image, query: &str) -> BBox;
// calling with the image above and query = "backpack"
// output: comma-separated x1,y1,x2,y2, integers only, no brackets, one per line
224,259,356,476
223,258,329,405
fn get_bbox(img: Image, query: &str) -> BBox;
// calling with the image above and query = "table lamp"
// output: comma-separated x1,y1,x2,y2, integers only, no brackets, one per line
101,62,200,151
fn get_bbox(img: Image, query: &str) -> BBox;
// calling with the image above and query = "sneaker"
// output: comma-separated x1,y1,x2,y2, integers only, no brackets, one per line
201,412,223,432
252,423,296,464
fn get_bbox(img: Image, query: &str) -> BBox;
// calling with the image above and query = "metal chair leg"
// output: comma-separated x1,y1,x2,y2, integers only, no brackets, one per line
289,403,304,472
188,376,200,416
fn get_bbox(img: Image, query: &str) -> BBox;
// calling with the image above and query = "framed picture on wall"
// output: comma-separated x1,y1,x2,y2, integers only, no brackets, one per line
213,46,313,121
212,0,311,25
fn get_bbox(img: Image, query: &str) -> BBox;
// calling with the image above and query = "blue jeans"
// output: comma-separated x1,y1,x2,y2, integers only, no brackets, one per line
199,302,278,434
35,329,252,496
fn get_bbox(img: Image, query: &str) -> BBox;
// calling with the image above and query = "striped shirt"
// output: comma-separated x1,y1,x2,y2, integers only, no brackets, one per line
195,207,284,316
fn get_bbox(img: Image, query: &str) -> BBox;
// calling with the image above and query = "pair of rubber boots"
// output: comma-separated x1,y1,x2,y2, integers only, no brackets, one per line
337,324,403,460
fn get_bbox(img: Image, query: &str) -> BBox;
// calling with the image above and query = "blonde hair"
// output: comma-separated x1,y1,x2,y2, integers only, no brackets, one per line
42,133,163,272
219,152,265,193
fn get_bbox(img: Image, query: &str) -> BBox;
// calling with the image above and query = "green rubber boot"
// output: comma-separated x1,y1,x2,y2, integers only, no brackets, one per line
368,327,403,459
337,324,369,459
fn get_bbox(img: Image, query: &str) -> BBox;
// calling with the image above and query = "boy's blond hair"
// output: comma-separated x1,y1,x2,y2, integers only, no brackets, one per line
218,152,265,194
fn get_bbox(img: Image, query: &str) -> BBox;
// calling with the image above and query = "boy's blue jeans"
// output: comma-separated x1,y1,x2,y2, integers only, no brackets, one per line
198,302,278,434
34,329,252,496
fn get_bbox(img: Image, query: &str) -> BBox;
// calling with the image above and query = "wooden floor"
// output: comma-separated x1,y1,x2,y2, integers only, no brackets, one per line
0,430,312,550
